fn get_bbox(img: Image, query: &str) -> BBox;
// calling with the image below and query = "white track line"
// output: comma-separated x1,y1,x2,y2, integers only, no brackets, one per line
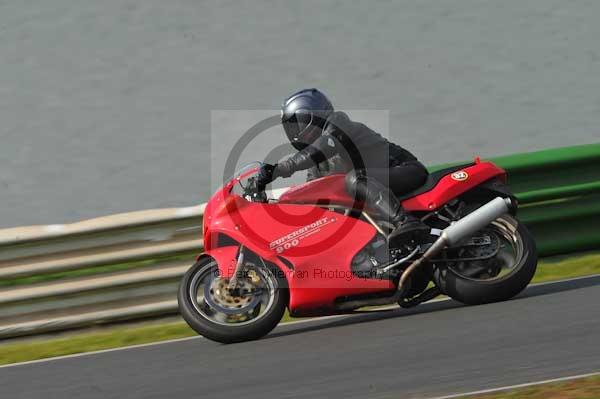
427,371,600,399
0,314,351,369
1,274,598,369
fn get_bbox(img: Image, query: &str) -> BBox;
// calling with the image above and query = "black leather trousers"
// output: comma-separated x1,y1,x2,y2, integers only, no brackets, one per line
344,161,428,222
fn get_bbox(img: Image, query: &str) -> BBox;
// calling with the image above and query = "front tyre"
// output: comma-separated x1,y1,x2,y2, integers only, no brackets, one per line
178,256,287,343
433,215,537,305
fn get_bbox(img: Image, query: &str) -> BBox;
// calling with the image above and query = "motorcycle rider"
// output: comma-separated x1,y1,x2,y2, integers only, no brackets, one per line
257,88,430,241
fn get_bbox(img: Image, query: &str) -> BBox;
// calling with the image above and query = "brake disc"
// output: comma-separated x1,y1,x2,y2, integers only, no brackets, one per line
204,274,261,315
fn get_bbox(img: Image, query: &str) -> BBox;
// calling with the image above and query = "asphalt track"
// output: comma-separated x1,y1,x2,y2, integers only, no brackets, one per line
1,275,599,399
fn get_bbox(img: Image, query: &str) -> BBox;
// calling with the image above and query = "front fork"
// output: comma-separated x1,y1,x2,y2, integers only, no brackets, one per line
227,245,245,290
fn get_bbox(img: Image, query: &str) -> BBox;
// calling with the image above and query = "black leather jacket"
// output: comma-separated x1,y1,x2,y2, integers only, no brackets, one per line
274,111,419,180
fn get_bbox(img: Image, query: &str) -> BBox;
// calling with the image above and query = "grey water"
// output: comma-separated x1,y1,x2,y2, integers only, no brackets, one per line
1,0,599,228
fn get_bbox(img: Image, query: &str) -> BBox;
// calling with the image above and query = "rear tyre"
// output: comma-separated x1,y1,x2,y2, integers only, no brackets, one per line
433,215,537,305
178,256,288,343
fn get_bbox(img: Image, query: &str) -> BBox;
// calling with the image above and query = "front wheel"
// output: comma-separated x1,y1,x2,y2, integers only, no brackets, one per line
178,256,287,343
433,215,537,305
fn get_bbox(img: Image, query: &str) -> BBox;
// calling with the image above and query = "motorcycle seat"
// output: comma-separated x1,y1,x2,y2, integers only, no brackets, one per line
396,162,475,201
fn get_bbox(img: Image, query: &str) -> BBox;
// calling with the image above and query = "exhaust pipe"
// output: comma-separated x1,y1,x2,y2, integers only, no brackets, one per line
398,196,512,288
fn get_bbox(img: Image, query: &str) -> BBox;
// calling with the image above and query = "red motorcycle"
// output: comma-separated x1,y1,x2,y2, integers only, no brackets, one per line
178,159,537,343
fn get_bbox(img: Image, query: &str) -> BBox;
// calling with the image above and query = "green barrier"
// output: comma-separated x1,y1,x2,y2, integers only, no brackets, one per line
495,143,600,198
468,143,600,257
518,195,600,255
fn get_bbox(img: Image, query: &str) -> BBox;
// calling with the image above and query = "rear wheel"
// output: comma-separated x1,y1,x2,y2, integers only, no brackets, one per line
178,256,287,343
433,215,537,305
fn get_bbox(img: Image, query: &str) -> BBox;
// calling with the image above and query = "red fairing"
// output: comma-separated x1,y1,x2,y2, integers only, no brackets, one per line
203,191,393,315
401,162,506,211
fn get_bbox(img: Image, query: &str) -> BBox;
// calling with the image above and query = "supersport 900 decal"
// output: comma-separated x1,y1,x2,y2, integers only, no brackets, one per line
269,216,337,253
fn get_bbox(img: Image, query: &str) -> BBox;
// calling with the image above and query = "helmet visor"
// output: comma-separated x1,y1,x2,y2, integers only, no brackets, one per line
282,112,311,138
283,111,322,149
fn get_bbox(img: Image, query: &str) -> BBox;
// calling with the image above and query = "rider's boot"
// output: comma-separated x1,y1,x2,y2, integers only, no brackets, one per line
371,188,429,242
346,170,430,243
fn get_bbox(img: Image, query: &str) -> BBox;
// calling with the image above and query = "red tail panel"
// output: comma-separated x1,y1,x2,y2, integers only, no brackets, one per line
402,162,506,211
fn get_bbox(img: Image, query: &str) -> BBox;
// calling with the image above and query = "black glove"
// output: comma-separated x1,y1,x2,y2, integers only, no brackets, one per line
256,163,276,191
